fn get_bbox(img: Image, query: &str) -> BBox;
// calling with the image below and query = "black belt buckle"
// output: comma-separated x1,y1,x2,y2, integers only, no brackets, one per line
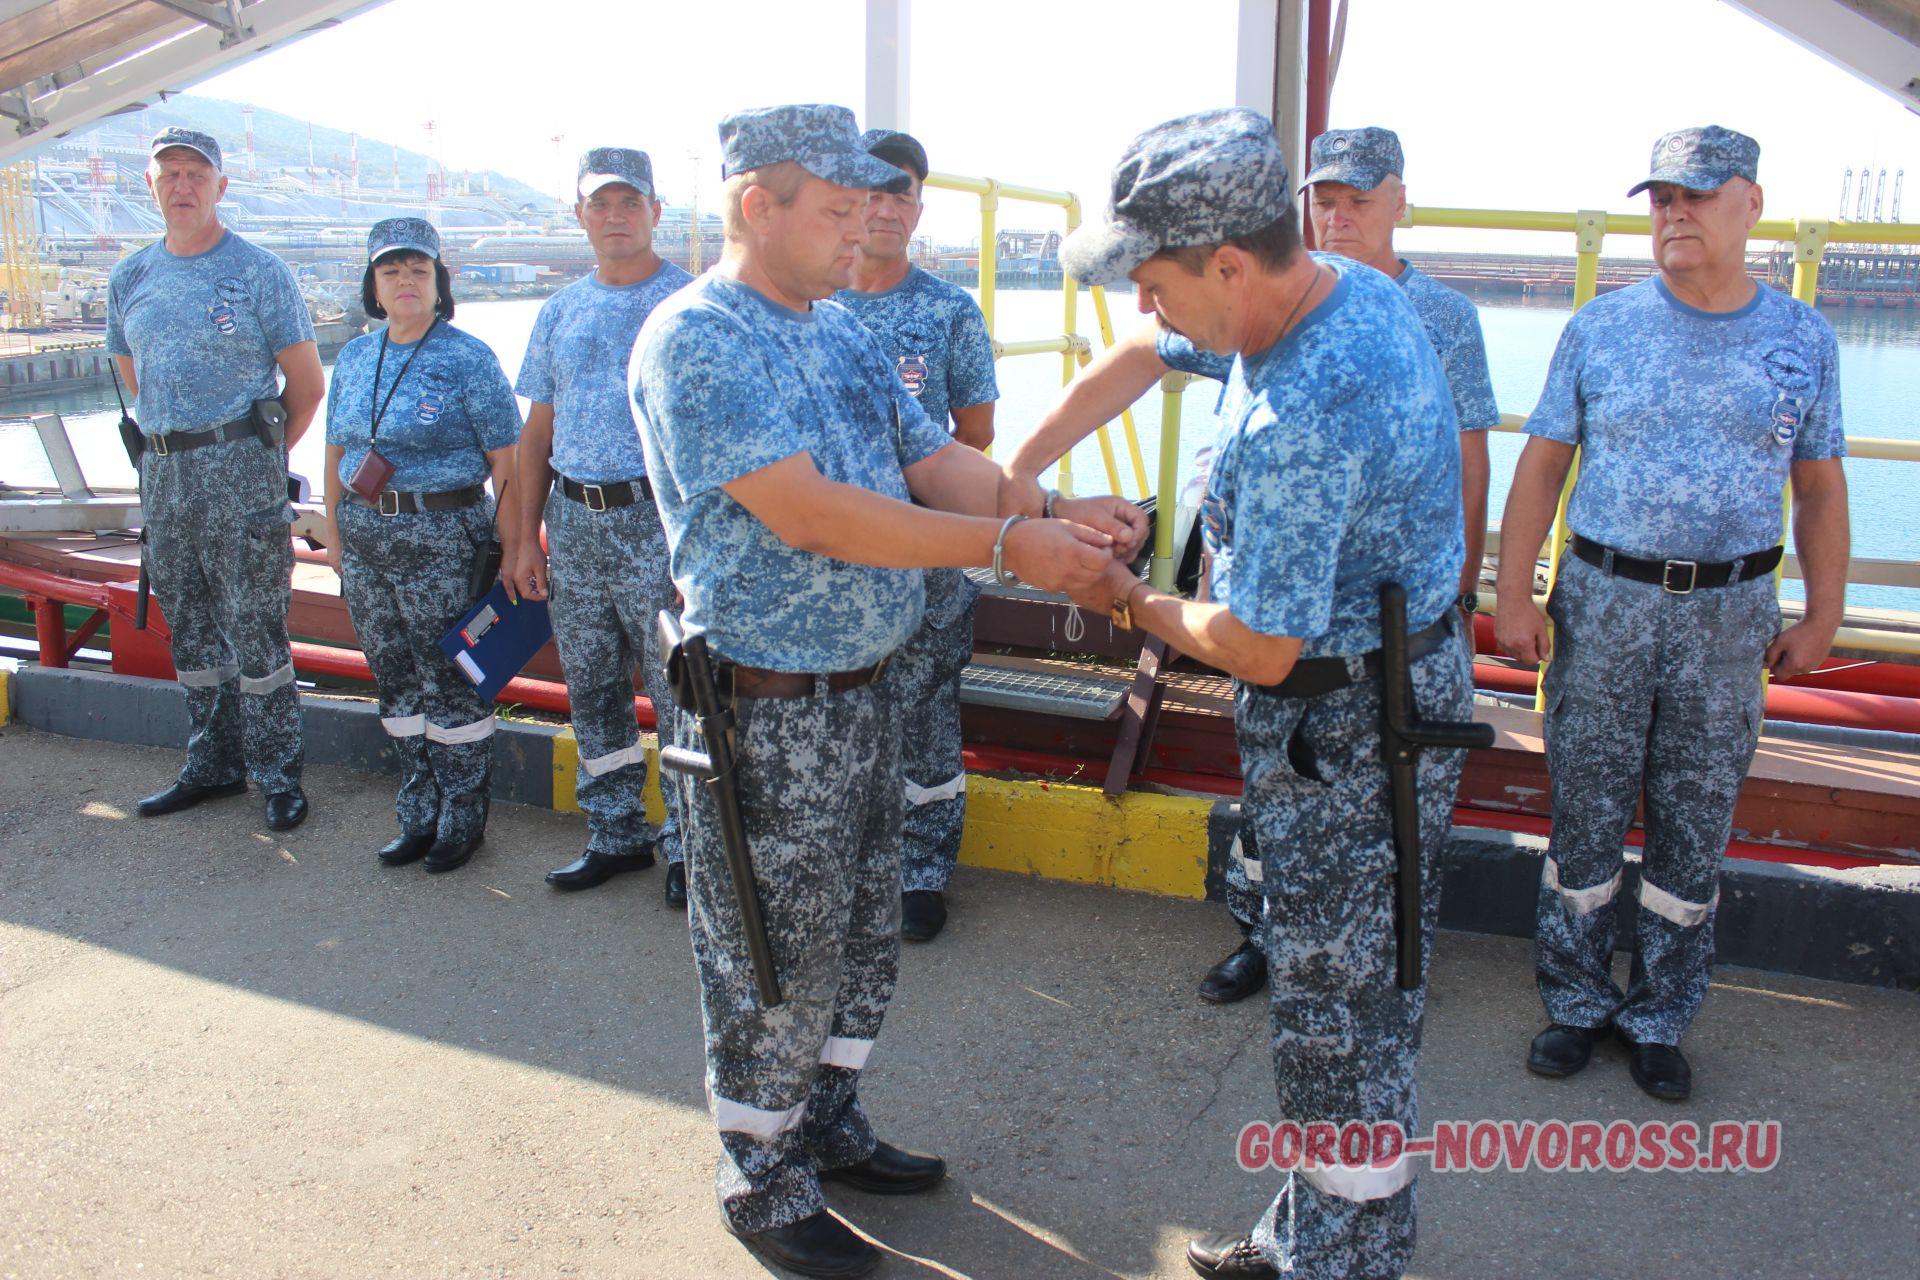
583,483,607,513
1662,559,1697,595
148,433,170,457
378,490,401,517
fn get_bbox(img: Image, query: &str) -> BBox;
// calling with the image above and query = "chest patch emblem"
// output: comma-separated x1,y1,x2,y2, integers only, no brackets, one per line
896,353,929,398
207,302,238,335
417,391,445,426
1769,393,1802,448
215,276,250,305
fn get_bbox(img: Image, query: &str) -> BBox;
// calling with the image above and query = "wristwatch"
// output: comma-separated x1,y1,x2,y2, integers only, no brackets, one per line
1110,580,1146,631
1457,591,1479,615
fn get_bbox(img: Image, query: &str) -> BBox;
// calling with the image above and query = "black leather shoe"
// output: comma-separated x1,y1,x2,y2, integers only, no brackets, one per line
263,789,308,831
1186,1233,1278,1279
664,861,687,909
136,778,246,817
728,1210,880,1279
1527,1023,1601,1078
900,889,947,942
1627,1039,1693,1102
423,835,482,874
546,844,655,890
378,832,435,866
822,1140,946,1195
1198,940,1268,1004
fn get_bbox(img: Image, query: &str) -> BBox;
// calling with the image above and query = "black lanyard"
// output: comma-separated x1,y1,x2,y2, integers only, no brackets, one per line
369,316,437,441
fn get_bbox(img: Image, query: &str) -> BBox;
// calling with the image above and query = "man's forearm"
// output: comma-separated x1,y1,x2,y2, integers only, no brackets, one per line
1460,432,1490,596
784,478,1002,568
1005,329,1167,478
906,441,1002,518
509,414,556,549
1128,584,1300,686
1793,469,1850,626
1495,442,1575,602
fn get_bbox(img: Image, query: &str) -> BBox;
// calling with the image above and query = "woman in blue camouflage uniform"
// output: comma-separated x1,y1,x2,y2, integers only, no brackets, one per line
321,218,522,873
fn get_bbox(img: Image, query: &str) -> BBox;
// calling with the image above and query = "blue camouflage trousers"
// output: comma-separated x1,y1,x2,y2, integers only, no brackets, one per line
891,591,974,893
675,682,904,1234
140,436,302,794
1237,620,1472,1280
339,499,496,843
1536,553,1777,1046
544,487,685,862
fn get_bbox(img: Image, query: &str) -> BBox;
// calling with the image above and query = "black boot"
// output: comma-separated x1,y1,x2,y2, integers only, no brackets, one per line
546,843,656,890
377,831,435,866
1198,940,1268,1004
728,1210,880,1278
1626,1039,1693,1102
664,860,687,909
900,889,947,942
1186,1234,1278,1279
1526,1023,1601,1078
264,787,308,831
822,1140,946,1195
136,777,246,817
423,835,482,873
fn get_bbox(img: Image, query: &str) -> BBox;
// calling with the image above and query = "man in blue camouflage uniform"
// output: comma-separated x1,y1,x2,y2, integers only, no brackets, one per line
1186,126,1507,1006
1055,108,1474,1280
1497,127,1849,1102
506,147,694,903
322,218,523,872
634,104,1137,1279
836,128,1000,942
108,128,325,833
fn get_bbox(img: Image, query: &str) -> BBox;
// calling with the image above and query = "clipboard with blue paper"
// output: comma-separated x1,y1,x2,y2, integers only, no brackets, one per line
439,582,553,702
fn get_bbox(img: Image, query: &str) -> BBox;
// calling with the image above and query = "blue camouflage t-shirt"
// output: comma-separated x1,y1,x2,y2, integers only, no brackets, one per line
327,322,522,493
1526,276,1845,562
836,265,999,627
105,229,315,434
635,272,953,672
1396,262,1499,431
1179,254,1463,659
515,260,692,484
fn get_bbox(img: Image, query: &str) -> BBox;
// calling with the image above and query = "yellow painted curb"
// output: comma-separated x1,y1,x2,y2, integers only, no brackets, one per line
550,725,668,824
0,667,10,727
957,773,1213,899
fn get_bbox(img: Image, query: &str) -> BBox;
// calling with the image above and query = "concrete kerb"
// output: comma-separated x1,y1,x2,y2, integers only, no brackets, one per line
8,663,1918,989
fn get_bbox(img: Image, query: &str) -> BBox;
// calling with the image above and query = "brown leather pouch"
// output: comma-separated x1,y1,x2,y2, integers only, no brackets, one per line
346,447,396,503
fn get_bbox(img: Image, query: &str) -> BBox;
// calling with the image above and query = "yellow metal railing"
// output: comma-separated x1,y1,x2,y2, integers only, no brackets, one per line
924,171,1156,501
1405,204,1920,681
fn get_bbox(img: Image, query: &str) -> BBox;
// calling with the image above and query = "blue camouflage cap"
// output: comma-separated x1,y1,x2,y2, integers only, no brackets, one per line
367,216,440,262
860,128,929,182
577,147,655,200
719,104,910,192
1300,126,1403,193
1061,108,1291,286
1628,125,1760,196
149,126,222,171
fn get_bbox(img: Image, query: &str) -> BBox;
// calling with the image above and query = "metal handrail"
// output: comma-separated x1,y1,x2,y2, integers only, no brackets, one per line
923,170,1155,501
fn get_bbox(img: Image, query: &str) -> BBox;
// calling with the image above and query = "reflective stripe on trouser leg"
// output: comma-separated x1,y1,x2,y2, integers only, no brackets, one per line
890,598,973,893
680,685,902,1236
1534,555,1661,1031
544,489,682,859
338,499,496,842
1615,573,1775,1046
1237,631,1471,1279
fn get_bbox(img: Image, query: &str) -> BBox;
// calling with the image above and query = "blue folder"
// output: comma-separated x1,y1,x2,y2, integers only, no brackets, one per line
439,583,553,703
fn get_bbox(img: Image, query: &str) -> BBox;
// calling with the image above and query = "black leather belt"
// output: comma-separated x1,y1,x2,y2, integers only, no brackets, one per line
143,414,257,456
716,656,890,700
1570,534,1782,594
347,484,486,515
560,474,651,511
1258,614,1454,700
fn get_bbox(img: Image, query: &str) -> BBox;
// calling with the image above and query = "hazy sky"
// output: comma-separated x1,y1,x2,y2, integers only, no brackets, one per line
193,0,1920,253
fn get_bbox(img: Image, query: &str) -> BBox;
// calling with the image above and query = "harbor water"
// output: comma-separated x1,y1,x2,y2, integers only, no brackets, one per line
3,284,1916,611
